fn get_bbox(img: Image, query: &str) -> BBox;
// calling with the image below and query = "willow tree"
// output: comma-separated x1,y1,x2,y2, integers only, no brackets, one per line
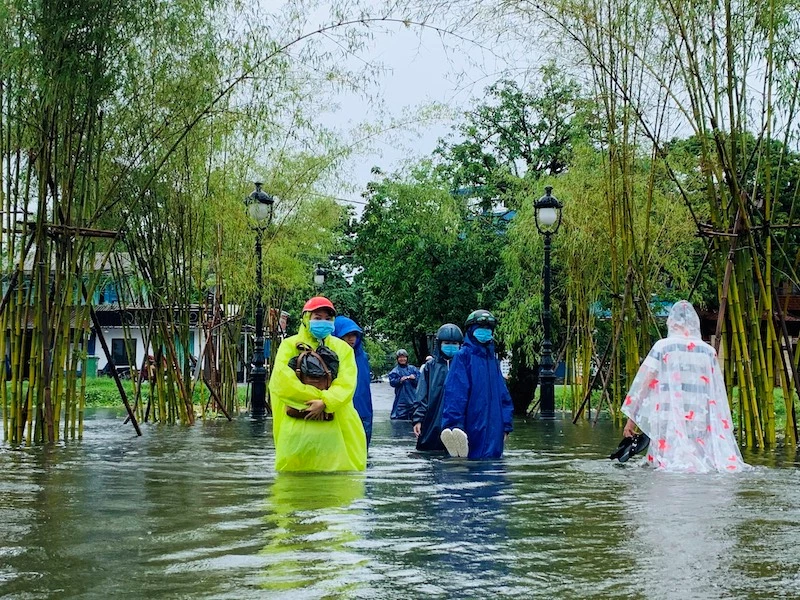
499,0,800,445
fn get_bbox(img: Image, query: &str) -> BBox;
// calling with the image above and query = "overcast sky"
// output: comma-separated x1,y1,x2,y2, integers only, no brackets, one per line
310,16,530,211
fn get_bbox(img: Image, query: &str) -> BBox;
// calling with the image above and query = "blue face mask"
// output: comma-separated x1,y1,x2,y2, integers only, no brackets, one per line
473,328,493,343
440,343,459,357
309,319,335,340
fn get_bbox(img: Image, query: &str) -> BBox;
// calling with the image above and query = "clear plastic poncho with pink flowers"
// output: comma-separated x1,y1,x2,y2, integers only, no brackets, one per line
621,301,750,473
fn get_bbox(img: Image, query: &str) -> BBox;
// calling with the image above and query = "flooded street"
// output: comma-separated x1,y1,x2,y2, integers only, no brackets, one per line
1,382,799,599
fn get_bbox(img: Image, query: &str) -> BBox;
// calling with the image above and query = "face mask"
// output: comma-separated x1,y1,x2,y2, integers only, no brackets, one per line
473,328,493,343
309,319,335,340
440,343,459,357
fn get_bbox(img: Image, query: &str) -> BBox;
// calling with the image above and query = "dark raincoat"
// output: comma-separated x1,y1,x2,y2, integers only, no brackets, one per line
412,343,452,452
441,328,513,459
388,361,420,420
333,316,373,446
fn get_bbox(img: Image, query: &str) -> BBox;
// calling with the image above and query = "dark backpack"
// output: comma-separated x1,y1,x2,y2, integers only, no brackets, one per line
288,343,340,390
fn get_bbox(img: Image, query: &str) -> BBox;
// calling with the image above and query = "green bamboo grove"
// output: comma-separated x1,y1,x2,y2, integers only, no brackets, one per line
509,0,800,446
0,0,125,443
0,0,360,443
0,0,222,440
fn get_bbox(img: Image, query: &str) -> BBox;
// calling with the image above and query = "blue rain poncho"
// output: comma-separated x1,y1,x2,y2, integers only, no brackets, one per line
441,328,513,459
388,361,420,420
412,344,452,452
333,316,374,446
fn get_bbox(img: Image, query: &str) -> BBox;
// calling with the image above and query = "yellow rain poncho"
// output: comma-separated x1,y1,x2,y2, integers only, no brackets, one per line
269,320,367,472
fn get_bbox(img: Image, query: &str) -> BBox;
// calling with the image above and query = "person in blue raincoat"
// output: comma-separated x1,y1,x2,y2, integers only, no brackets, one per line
440,310,513,459
333,316,374,446
412,323,463,452
388,349,420,420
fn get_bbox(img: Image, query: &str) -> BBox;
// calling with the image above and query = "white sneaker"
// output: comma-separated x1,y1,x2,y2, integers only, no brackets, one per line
440,427,469,458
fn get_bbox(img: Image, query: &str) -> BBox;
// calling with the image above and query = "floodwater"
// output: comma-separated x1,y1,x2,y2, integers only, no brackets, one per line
1,383,799,600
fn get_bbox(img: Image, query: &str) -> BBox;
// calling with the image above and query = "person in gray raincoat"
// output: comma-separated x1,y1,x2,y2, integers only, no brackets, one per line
412,324,464,452
388,349,420,420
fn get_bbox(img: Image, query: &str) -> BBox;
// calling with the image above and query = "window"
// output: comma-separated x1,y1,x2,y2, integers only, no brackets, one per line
111,338,136,366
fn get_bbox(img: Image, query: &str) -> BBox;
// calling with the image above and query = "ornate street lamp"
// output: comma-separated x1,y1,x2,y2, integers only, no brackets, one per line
314,264,326,288
534,185,563,420
246,182,274,420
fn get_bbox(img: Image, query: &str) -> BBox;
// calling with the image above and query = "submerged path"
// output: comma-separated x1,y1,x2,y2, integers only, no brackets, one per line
0,382,798,599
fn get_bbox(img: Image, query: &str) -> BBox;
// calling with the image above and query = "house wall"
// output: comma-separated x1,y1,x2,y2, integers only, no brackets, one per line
94,326,206,375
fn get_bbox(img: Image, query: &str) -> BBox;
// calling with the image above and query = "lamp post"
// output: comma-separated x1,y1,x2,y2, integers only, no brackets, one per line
534,185,563,420
314,264,326,288
246,182,274,420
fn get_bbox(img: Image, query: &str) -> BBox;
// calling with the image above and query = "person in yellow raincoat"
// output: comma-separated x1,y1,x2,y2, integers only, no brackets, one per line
268,296,367,472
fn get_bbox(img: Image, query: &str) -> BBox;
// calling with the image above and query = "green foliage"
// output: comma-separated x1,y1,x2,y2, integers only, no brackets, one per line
500,145,699,361
362,336,395,377
354,162,509,356
434,63,596,208
349,66,598,362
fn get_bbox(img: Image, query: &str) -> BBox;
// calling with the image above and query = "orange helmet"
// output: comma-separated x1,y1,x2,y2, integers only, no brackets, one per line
302,296,336,316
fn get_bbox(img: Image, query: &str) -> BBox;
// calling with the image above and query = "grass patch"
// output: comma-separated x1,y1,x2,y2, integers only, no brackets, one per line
86,378,249,408
9,378,250,408
525,385,607,417
540,384,796,432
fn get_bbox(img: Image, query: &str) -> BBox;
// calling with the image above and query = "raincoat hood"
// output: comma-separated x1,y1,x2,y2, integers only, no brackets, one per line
430,339,451,362
433,323,463,362
301,312,337,343
333,316,363,351
295,315,322,345
667,300,702,339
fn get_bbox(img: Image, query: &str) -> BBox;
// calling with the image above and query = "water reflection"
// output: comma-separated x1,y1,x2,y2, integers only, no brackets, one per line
262,472,366,597
424,460,513,593
742,444,800,469
624,472,742,599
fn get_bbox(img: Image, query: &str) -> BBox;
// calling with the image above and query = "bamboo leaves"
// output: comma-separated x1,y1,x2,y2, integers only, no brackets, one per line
510,0,800,444
0,0,397,442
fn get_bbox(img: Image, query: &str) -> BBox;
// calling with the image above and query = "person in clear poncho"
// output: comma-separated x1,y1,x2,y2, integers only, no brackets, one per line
622,300,750,473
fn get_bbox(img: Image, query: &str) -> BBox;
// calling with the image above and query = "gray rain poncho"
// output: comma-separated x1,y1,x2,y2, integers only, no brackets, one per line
621,301,750,473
